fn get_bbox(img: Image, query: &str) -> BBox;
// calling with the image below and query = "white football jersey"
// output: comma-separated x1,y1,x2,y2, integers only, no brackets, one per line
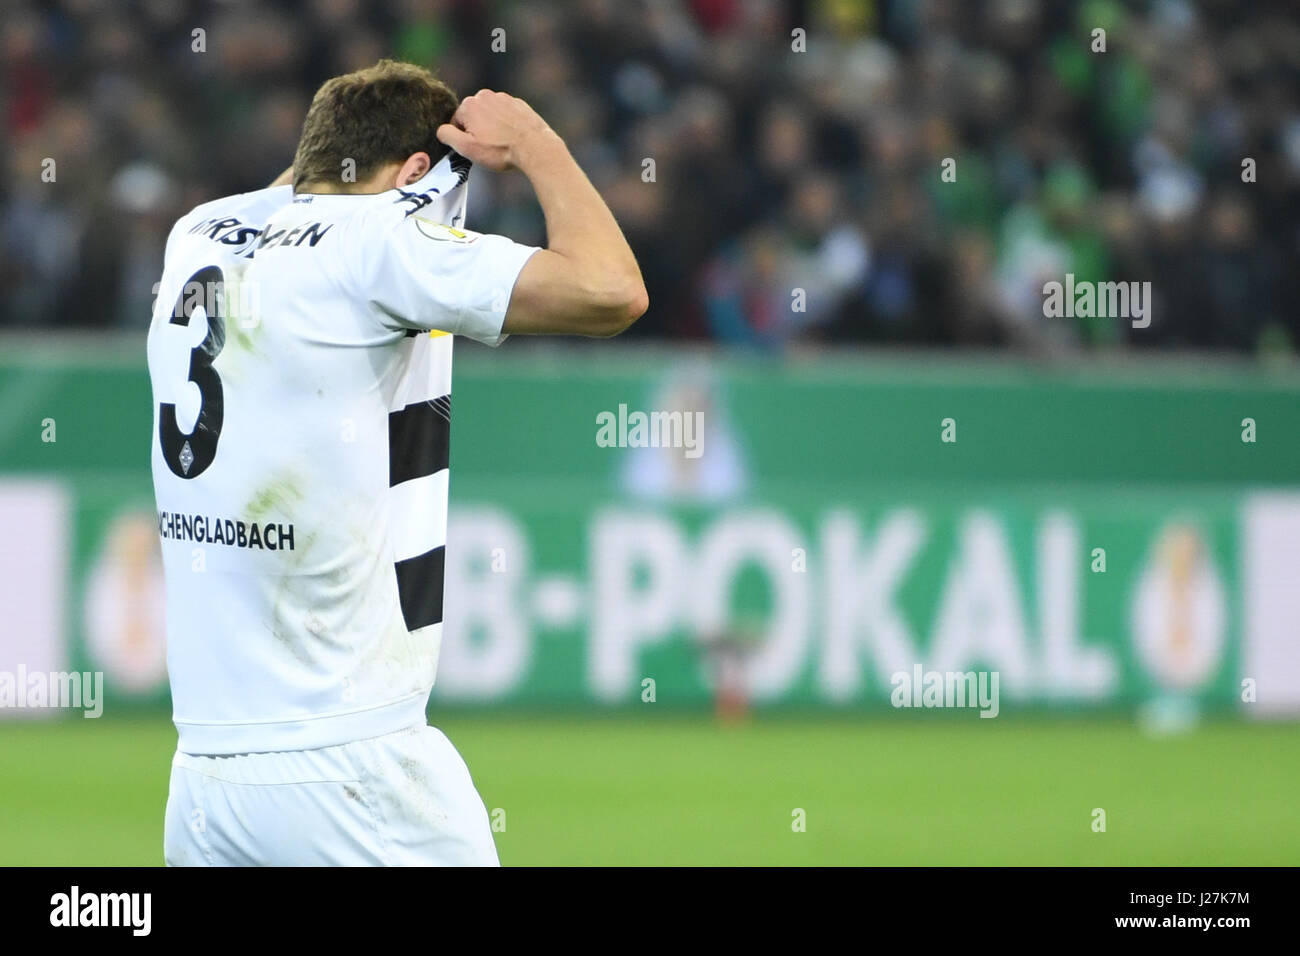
146,155,539,754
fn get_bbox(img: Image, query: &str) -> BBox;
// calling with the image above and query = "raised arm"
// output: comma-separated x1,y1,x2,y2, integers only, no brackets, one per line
436,91,648,337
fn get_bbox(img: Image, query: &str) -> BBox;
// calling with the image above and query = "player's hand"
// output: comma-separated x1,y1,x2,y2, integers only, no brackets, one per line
436,90,557,172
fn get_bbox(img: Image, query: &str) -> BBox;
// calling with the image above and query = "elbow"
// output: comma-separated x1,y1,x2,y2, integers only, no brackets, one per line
591,280,648,337
617,282,650,333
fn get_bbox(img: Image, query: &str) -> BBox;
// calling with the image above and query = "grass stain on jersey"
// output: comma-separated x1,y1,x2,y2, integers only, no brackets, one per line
226,319,259,359
397,752,448,829
223,276,264,358
267,525,318,665
244,476,304,526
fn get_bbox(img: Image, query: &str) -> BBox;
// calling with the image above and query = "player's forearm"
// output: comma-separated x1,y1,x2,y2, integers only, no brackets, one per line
269,165,294,188
514,131,647,334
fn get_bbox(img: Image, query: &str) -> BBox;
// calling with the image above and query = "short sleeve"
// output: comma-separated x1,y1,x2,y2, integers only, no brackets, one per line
358,212,540,347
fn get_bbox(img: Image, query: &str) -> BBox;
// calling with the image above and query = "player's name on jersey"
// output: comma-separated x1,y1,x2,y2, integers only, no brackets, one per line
185,215,333,257
157,510,295,551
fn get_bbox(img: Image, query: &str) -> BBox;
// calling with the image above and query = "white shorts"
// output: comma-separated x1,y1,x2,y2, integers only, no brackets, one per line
163,723,499,866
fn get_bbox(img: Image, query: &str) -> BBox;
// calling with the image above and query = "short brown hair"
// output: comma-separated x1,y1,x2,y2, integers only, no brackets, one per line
293,60,458,191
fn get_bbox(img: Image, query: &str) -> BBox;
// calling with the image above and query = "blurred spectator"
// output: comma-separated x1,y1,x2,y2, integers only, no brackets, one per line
1,0,1297,358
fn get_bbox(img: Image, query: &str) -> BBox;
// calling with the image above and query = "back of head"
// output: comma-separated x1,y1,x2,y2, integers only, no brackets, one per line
293,59,459,193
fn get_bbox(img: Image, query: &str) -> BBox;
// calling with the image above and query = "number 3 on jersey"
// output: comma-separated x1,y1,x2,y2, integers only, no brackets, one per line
159,265,226,479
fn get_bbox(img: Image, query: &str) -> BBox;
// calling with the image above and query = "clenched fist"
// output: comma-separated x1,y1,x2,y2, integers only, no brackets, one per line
436,90,559,172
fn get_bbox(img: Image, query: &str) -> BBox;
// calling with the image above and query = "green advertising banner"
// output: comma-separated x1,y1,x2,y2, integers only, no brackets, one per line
2,342,1299,715
434,485,1247,711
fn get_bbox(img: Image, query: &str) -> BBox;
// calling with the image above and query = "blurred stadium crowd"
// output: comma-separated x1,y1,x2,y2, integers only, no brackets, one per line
2,0,1298,353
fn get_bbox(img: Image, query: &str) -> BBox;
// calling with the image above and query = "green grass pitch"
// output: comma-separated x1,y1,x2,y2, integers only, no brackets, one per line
0,713,1295,865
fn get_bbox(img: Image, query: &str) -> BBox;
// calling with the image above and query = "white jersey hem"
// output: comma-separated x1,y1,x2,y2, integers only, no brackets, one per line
174,690,431,755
